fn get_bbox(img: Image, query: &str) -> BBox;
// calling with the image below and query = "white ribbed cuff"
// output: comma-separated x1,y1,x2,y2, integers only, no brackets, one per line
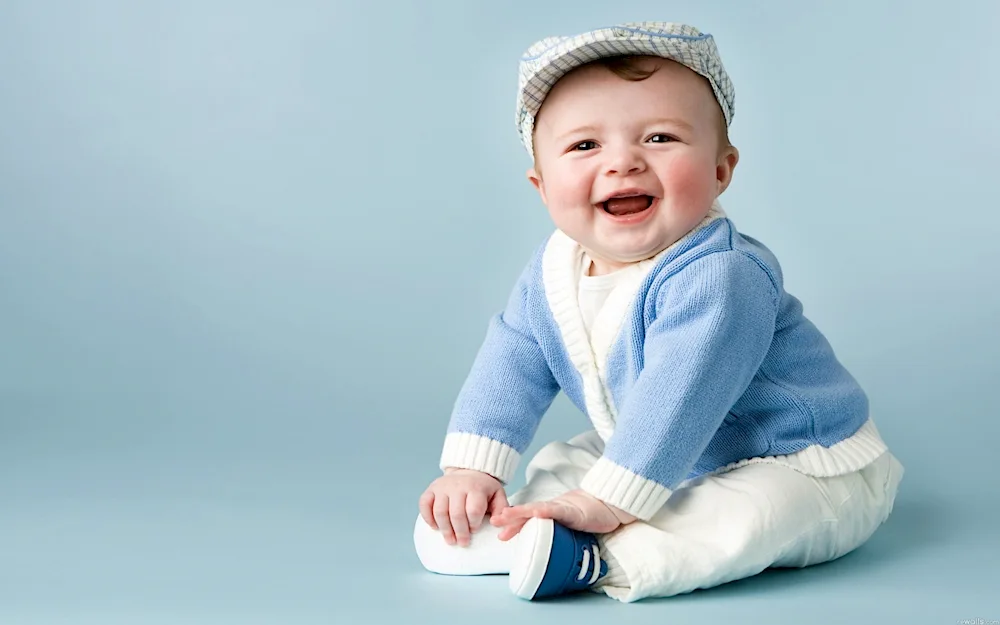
580,457,673,521
439,433,520,484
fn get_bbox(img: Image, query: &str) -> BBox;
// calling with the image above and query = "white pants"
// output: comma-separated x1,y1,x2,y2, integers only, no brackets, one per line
415,430,904,603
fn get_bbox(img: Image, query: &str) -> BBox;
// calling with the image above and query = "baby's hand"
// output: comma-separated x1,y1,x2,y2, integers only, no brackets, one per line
491,489,635,541
419,468,509,547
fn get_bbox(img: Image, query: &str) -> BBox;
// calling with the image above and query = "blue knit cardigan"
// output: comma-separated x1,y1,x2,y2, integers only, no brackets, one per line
440,207,888,520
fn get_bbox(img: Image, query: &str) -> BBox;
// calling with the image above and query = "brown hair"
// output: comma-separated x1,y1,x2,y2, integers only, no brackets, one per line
600,55,661,81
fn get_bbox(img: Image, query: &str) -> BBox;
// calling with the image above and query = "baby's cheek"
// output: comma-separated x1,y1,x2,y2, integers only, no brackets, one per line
548,179,594,216
541,181,593,238
664,157,718,209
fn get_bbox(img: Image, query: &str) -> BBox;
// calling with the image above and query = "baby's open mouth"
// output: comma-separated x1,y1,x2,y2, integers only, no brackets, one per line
602,195,654,216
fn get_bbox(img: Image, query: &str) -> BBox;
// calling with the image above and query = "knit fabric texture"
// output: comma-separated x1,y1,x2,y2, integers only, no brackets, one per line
440,212,887,520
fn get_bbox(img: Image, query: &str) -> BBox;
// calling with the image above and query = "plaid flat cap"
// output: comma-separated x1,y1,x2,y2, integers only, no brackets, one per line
516,22,735,157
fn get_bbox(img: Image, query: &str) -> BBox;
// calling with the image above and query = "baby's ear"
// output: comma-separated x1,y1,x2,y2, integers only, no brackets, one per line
715,146,739,195
527,167,548,205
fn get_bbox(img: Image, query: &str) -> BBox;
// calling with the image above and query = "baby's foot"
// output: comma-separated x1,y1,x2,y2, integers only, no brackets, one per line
509,517,607,600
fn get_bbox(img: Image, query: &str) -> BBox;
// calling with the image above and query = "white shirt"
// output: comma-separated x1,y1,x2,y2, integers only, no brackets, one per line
577,253,634,339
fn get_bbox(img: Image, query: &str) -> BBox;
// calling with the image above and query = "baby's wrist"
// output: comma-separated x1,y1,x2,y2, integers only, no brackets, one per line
589,493,636,525
443,466,500,481
607,503,638,525
573,489,637,526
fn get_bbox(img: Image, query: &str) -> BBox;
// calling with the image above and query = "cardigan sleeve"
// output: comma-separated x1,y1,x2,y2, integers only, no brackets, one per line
580,250,780,519
439,253,560,484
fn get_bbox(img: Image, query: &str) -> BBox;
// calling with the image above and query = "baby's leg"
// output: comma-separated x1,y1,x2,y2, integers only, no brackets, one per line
413,431,603,576
596,452,904,602
508,430,604,505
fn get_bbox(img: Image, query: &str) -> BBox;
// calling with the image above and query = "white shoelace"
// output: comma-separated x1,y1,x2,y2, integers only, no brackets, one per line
576,544,601,584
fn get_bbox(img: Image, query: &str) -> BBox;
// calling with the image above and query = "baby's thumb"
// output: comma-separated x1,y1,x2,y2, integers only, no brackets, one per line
488,489,509,518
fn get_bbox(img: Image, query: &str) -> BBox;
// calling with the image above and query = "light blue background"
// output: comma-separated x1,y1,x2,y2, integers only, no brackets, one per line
2,1,998,623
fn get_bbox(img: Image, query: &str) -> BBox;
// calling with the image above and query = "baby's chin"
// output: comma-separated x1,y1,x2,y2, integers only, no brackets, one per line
595,236,683,265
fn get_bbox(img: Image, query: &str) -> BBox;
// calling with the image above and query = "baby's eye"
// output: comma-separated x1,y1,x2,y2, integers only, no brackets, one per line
648,134,677,143
572,140,598,151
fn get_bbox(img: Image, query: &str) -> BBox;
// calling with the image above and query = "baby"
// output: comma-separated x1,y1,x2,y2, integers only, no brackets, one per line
413,22,904,603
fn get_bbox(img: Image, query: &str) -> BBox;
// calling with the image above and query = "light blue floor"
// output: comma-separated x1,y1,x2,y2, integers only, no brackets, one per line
1,396,996,624
0,488,996,624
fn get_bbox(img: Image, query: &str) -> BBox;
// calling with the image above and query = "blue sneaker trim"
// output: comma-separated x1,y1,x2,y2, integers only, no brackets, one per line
509,518,608,600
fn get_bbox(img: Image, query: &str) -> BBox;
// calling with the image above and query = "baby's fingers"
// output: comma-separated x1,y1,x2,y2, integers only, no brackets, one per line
450,493,471,547
498,518,529,542
418,490,437,530
494,502,550,524
486,489,509,526
433,493,455,545
466,492,488,532
488,489,509,516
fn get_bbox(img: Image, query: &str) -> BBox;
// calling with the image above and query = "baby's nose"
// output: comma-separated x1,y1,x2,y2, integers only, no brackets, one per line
604,153,646,176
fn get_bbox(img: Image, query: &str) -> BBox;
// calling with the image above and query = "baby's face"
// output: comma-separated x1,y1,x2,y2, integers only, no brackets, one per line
529,57,738,274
